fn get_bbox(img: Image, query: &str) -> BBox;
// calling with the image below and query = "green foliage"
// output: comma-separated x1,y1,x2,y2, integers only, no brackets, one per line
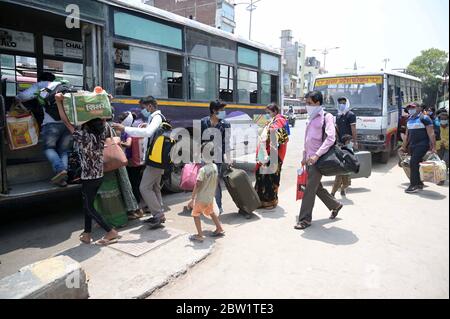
407,48,448,106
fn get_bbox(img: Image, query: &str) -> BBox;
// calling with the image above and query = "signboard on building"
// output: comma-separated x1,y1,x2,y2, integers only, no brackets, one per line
0,28,34,53
43,36,83,59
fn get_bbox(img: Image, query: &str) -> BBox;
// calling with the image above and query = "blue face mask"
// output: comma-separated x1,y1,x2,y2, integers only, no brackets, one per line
408,109,417,116
347,142,354,150
217,111,226,120
141,109,151,119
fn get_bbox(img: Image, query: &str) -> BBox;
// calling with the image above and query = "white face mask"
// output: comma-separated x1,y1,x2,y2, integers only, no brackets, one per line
440,120,448,126
409,109,417,116
306,105,322,119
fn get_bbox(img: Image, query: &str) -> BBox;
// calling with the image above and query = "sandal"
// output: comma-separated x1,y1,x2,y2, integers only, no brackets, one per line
210,231,226,238
95,236,122,246
329,204,343,220
79,233,92,244
189,235,204,243
294,221,311,230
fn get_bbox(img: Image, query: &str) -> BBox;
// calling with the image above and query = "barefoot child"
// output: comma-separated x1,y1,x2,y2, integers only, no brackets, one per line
188,142,225,242
55,93,120,246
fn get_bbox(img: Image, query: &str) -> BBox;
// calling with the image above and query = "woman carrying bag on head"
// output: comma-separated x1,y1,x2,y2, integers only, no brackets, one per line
55,93,120,246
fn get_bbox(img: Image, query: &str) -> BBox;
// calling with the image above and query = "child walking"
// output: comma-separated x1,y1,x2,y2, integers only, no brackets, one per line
55,93,120,246
331,135,354,198
188,143,225,242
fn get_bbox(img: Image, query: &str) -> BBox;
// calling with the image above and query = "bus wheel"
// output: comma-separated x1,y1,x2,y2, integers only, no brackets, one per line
162,164,183,193
379,150,390,164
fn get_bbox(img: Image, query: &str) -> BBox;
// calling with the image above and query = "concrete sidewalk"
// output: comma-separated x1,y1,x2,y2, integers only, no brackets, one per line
53,225,214,299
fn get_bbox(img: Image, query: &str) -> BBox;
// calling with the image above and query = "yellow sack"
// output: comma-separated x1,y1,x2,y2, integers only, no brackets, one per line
6,103,39,150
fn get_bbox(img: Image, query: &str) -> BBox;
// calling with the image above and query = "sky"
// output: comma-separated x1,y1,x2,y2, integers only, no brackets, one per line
233,0,449,73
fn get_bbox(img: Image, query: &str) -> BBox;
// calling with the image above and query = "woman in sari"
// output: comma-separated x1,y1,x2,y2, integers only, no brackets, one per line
254,103,289,209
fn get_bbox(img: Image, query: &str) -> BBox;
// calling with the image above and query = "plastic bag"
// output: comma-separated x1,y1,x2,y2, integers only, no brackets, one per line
296,166,308,201
419,154,447,184
6,103,39,150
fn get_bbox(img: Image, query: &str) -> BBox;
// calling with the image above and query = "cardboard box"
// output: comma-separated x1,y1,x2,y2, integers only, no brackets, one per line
63,91,112,125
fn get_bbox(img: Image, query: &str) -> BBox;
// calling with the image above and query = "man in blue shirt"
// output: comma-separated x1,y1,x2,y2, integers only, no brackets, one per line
401,103,436,193
200,101,231,216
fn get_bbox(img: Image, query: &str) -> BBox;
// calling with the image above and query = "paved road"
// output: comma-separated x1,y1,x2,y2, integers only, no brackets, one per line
1,120,448,298
150,120,449,299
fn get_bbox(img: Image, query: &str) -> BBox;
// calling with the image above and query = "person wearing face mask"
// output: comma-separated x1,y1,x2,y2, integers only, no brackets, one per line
400,103,436,193
334,96,358,196
436,111,449,184
336,97,358,149
200,100,231,216
254,103,289,210
295,91,343,230
113,96,166,228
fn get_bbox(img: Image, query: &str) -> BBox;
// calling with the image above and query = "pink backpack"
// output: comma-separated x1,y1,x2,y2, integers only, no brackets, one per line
180,163,201,191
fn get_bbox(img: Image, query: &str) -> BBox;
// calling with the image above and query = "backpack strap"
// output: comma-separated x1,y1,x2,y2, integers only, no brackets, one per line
322,112,338,144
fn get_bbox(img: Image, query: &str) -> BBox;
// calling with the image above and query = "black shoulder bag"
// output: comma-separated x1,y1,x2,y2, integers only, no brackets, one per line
315,113,350,176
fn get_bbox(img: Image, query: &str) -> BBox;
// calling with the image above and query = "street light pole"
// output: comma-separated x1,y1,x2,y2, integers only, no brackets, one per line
235,0,262,40
382,58,390,70
312,47,340,72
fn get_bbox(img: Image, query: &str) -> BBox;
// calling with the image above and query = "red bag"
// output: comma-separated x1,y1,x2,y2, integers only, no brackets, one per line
296,166,308,201
130,136,145,167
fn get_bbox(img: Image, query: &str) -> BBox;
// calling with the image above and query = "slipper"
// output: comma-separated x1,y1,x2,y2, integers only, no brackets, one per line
329,204,343,220
79,237,92,244
95,236,122,246
189,235,204,243
294,221,311,230
210,231,225,238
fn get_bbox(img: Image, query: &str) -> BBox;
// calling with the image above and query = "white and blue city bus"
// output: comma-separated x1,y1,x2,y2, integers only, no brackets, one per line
0,0,282,203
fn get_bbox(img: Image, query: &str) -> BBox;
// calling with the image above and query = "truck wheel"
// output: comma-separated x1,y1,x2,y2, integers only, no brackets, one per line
379,150,390,164
389,136,397,156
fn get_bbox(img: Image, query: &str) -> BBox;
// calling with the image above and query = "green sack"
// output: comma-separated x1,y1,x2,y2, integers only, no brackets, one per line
63,91,112,125
94,171,128,228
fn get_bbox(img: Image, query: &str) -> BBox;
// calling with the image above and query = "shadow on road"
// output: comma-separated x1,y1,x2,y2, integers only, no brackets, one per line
300,218,359,246
346,187,371,194
256,206,287,219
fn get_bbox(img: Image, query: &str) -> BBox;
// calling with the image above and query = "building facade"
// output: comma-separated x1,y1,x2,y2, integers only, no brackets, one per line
303,56,323,93
280,30,306,98
152,0,236,33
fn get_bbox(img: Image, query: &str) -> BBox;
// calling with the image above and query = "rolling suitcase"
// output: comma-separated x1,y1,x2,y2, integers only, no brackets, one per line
350,151,372,179
223,167,261,214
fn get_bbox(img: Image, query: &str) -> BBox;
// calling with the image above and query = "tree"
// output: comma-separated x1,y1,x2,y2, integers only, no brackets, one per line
406,48,448,107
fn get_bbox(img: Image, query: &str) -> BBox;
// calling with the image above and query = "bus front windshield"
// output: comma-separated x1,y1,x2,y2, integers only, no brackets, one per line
314,76,383,116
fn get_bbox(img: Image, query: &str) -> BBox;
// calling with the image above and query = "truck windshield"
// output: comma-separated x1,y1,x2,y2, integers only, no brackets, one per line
314,76,383,116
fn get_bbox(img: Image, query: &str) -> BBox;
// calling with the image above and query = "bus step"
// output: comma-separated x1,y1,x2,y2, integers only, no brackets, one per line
6,161,54,186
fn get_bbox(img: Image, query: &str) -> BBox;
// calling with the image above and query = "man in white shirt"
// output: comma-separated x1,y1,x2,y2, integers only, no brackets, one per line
113,96,165,228
16,72,72,187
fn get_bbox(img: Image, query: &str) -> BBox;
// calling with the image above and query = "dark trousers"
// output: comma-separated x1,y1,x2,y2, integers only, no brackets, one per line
298,165,342,223
81,178,112,233
409,145,429,187
127,166,144,203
